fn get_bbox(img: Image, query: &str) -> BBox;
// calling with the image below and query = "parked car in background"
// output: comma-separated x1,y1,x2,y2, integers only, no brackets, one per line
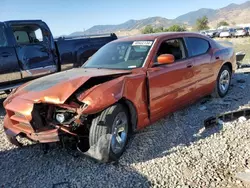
235,27,248,37
200,30,209,37
3,32,236,162
200,30,216,38
244,27,250,35
206,30,217,38
220,28,236,38
214,30,222,38
0,20,117,94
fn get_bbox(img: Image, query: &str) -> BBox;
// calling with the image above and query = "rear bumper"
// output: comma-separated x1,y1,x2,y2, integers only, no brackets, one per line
4,115,60,146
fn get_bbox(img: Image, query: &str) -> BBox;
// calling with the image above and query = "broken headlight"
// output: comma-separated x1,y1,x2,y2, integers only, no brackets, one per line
56,113,67,123
54,108,76,124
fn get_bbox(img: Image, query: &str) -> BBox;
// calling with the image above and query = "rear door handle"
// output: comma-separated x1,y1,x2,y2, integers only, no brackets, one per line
187,63,193,68
1,52,11,57
216,56,220,60
40,47,48,52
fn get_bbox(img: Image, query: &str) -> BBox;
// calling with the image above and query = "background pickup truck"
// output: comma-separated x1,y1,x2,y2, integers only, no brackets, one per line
0,20,117,93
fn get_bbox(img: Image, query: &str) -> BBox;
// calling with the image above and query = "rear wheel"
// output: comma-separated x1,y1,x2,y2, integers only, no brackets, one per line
212,65,232,98
89,104,129,161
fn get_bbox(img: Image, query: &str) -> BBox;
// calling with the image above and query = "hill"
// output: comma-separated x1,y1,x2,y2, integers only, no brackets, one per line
69,1,250,36
175,8,217,25
69,17,181,36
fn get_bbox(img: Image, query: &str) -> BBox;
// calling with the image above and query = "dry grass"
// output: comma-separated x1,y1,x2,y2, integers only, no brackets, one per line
215,37,250,63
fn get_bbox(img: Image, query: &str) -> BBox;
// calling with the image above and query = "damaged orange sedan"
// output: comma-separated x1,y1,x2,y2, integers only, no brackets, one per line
3,32,236,162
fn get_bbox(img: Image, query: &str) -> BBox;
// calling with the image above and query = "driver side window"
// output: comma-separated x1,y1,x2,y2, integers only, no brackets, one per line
155,38,186,63
11,24,44,45
0,25,8,47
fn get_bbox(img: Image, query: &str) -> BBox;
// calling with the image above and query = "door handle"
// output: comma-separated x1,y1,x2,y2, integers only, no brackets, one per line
1,52,11,57
40,47,48,52
187,64,193,68
216,56,220,60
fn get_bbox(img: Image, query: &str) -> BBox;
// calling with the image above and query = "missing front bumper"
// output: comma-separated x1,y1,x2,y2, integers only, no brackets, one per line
4,127,61,146
4,115,114,163
4,115,61,146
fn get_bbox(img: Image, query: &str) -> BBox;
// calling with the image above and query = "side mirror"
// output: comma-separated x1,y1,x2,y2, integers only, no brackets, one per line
157,54,175,65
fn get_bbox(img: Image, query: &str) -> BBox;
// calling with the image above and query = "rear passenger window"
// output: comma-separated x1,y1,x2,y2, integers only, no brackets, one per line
186,37,210,57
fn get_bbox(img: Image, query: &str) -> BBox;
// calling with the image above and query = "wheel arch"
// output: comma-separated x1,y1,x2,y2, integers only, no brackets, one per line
212,62,232,98
222,62,232,73
118,98,138,133
216,61,233,78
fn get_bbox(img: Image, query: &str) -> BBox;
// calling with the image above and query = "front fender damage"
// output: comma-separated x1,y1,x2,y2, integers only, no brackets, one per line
76,76,125,114
46,77,126,162
72,78,126,162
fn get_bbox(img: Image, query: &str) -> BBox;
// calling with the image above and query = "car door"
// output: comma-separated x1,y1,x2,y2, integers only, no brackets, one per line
0,23,21,86
147,38,196,122
185,37,214,98
10,23,57,79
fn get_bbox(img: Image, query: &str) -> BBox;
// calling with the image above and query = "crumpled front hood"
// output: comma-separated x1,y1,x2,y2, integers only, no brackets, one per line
8,68,131,104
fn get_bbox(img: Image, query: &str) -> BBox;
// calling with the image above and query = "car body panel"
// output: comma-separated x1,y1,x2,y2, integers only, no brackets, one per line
147,59,196,121
76,69,150,129
0,23,22,84
220,31,231,37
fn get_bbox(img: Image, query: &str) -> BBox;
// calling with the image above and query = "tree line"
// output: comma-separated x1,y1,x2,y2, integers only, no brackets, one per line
142,25,187,34
142,16,231,34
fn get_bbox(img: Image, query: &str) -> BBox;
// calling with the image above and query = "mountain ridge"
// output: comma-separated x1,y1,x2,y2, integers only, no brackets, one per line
69,1,250,36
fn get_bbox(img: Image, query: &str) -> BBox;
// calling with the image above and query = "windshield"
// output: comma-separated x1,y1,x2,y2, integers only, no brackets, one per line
83,40,153,69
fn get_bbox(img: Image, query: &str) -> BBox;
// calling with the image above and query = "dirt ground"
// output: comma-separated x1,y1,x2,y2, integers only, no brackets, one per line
1,70,250,187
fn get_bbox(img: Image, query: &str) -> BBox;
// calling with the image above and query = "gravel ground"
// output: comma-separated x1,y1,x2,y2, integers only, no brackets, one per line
1,70,250,188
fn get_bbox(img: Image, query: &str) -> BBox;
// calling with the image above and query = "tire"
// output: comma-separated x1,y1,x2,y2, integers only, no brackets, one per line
4,90,12,95
89,103,129,161
212,65,232,98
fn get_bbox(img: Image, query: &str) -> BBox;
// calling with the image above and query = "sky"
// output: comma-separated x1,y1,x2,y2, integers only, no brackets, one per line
0,0,247,36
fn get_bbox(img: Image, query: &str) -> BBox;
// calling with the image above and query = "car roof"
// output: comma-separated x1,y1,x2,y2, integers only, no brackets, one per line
115,32,206,42
4,20,42,23
3,20,43,26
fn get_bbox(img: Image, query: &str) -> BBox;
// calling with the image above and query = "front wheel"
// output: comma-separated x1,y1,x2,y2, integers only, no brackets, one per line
89,104,129,162
212,65,232,98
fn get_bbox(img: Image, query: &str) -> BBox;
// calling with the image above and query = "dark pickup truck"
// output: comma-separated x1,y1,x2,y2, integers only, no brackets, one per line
0,20,117,93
